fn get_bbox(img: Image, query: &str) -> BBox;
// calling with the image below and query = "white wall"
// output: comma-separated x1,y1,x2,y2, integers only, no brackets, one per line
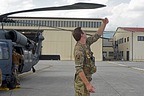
42,30,103,61
133,32,144,61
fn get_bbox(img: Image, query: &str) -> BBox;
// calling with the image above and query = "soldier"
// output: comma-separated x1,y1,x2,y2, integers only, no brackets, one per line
12,48,23,87
72,18,109,96
12,49,23,66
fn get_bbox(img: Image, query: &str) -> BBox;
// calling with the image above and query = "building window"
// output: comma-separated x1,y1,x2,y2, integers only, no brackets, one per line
103,51,107,57
137,36,144,41
71,21,75,27
88,21,91,27
58,21,60,27
118,39,120,44
127,37,129,42
103,51,107,60
109,52,114,57
97,22,101,27
93,22,96,28
74,21,78,27
91,22,94,28
85,22,88,27
122,38,123,43
49,21,52,27
118,38,123,44
80,21,83,27
2,18,102,28
124,38,126,42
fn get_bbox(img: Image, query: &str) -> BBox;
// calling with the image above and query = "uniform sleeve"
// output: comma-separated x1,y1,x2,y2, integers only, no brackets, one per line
74,50,84,74
86,33,101,45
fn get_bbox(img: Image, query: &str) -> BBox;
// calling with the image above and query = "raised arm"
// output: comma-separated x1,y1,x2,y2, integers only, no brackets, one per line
86,18,109,45
97,18,109,36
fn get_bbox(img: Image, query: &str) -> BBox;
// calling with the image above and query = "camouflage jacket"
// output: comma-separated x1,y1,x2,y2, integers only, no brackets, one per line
12,51,23,65
74,33,100,79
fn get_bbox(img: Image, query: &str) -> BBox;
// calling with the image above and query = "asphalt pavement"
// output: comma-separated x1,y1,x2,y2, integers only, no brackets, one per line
0,60,144,96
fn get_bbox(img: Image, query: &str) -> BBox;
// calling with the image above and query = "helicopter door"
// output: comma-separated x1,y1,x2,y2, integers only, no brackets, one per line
0,40,12,81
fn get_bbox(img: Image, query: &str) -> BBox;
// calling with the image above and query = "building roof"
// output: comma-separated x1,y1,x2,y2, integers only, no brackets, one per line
119,27,144,32
9,16,102,21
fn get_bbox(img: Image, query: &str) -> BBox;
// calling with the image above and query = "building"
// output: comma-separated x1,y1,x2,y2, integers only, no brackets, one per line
103,38,114,61
0,17,104,61
113,27,144,61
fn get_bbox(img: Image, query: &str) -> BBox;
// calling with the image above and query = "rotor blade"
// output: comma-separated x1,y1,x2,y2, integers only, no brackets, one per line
0,2,106,17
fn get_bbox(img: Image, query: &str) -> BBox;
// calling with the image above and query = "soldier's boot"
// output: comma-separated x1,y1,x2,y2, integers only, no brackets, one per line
0,80,9,90
16,82,20,88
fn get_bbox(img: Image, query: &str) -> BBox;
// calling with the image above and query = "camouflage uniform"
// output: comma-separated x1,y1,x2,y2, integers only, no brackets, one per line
12,50,23,86
12,50,23,66
74,33,100,96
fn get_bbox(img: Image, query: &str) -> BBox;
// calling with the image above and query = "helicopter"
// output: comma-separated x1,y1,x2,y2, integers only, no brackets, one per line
0,2,106,89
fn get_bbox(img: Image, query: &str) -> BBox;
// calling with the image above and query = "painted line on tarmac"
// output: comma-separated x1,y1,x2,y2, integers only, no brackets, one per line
108,61,144,72
108,61,127,67
131,67,144,72
116,63,127,67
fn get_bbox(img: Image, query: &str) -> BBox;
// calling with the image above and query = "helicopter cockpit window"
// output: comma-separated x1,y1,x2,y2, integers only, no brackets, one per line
0,42,9,59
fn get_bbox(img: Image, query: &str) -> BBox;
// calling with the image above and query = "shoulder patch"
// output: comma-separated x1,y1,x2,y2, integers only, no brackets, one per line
75,54,81,61
75,51,84,61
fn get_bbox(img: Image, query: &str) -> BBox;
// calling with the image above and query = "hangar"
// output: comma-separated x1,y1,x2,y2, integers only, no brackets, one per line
0,17,104,61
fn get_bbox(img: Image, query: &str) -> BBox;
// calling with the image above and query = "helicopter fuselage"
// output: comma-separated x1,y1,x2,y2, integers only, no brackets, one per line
0,29,44,88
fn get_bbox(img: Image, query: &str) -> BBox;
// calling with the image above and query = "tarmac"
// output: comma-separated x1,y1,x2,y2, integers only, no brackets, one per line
0,60,144,96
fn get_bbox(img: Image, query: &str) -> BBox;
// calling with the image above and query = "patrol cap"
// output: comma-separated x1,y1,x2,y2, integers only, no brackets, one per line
72,27,84,41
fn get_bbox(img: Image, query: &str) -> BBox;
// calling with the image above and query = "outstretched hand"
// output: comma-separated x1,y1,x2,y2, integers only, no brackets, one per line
86,83,95,93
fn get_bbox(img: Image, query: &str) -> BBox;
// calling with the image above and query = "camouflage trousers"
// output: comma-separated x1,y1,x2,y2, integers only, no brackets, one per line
74,74,91,96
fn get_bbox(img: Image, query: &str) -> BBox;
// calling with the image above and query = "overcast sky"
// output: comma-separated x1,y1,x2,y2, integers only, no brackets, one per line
0,0,144,31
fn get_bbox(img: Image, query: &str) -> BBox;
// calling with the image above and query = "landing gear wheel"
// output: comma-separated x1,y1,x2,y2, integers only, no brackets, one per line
32,67,36,73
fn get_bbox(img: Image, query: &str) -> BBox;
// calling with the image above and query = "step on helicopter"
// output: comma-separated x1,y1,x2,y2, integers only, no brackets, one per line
0,2,106,90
